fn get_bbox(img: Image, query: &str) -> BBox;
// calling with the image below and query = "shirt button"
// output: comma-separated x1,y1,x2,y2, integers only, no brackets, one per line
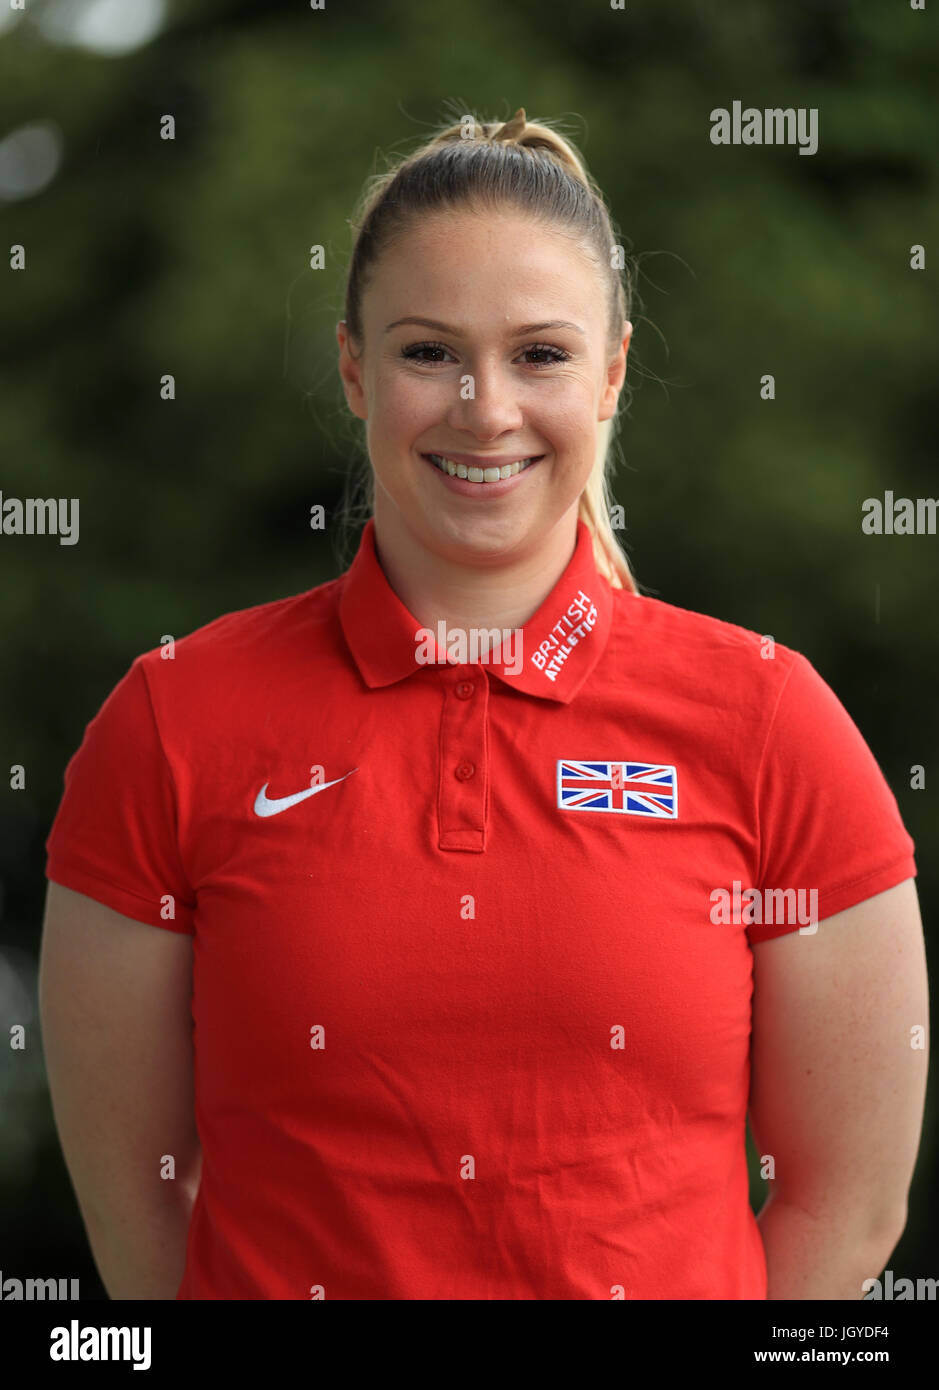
455,680,475,700
455,760,475,781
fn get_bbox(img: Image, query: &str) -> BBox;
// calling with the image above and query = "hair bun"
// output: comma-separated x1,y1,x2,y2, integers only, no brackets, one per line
483,108,592,190
491,107,527,143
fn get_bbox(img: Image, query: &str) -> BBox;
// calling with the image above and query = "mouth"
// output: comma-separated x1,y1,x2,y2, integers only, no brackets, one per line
421,452,545,494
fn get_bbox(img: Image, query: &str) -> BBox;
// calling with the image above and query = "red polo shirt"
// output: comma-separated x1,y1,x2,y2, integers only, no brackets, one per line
44,518,916,1299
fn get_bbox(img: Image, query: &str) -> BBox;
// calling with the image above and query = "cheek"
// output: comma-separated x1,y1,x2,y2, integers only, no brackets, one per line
536,373,597,426
543,392,596,448
366,384,432,494
371,367,438,432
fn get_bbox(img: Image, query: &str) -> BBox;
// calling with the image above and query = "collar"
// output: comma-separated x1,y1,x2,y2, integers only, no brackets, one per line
338,518,614,704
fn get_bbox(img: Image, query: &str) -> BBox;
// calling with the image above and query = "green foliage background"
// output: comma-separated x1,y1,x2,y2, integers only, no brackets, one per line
1,0,935,1296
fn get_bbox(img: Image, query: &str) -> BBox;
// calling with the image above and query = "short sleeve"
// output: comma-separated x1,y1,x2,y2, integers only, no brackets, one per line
45,656,196,934
749,653,916,944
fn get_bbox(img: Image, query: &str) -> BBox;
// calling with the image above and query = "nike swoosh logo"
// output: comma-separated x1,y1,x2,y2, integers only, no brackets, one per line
253,769,357,817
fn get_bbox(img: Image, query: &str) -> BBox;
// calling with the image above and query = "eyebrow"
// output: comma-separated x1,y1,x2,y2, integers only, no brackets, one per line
384,316,586,337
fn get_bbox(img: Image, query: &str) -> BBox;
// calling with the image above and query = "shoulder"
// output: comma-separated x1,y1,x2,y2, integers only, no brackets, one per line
136,574,342,671
608,586,806,713
125,574,345,731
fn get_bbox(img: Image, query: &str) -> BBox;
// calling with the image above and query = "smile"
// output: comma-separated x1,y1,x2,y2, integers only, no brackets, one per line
424,453,543,483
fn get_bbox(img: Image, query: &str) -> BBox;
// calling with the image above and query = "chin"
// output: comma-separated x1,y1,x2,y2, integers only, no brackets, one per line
425,509,533,559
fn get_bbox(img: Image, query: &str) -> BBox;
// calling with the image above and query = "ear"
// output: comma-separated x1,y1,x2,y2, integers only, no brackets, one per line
598,320,632,423
337,320,368,421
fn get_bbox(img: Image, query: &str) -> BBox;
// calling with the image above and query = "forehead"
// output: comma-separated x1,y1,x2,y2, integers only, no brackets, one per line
364,208,602,324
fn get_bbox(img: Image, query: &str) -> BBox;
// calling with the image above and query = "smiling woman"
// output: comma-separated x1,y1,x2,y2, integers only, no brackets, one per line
336,108,638,611
40,105,926,1304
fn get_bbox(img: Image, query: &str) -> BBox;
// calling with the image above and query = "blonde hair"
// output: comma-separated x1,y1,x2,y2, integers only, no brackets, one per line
341,107,640,594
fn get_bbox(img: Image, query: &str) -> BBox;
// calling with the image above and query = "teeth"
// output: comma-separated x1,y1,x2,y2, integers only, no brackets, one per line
428,454,537,483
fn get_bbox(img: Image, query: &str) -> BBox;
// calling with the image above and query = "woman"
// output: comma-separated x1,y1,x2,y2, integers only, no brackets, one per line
40,107,927,1300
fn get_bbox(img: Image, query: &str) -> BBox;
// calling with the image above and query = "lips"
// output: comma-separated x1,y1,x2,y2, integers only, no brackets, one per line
420,451,544,497
423,453,544,484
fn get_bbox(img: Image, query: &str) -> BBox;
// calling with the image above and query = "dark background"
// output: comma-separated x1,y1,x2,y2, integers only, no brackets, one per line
1,0,935,1297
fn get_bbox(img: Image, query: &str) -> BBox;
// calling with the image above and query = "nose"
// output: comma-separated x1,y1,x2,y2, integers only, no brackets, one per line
443,360,525,439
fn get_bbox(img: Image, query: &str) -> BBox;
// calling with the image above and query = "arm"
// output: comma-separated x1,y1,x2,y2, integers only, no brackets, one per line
38,881,202,1299
748,878,929,1299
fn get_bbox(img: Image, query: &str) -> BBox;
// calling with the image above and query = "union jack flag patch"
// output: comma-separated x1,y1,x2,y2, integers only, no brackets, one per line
556,760,678,818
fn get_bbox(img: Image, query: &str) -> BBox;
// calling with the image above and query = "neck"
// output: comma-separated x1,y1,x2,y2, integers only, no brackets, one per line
371,505,580,649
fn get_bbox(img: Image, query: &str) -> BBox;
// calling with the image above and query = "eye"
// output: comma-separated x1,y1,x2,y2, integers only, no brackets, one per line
523,343,571,368
400,341,453,364
400,341,572,368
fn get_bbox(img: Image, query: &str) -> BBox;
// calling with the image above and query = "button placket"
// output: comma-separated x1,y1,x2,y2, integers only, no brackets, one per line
437,668,489,851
